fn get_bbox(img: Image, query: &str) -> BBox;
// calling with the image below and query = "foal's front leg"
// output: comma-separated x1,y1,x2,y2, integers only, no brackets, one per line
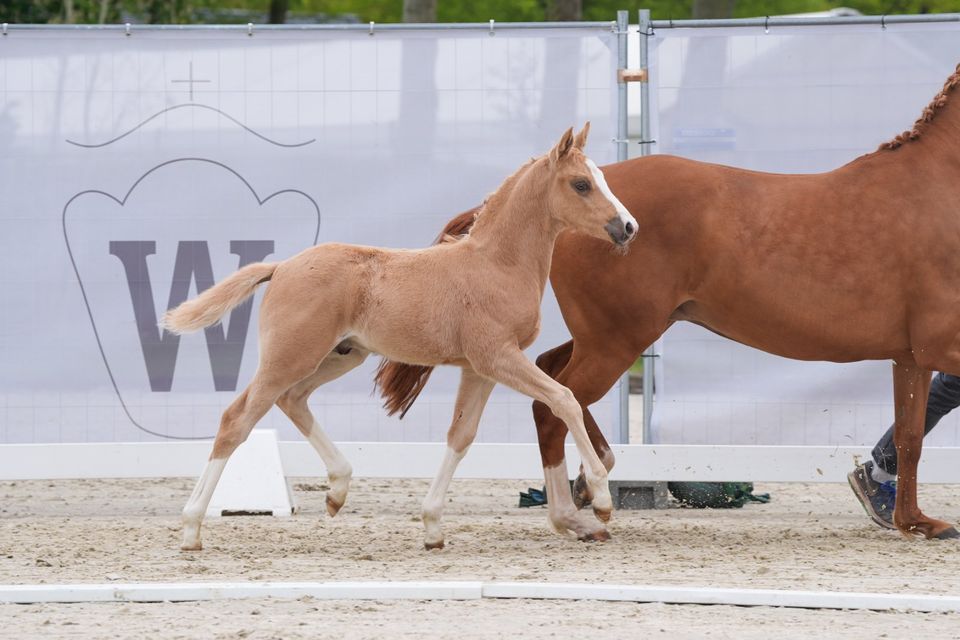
475,347,614,524
421,368,495,549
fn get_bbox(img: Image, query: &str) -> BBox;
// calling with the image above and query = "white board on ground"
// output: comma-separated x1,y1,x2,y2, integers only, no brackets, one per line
206,430,294,517
0,581,483,604
482,582,960,613
2,581,959,612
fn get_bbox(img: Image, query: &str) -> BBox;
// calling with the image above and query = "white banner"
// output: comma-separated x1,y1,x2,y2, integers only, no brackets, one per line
649,22,960,446
0,26,621,444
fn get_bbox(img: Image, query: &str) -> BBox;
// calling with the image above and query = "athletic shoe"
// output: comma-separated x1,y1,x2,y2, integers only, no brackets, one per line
847,460,897,530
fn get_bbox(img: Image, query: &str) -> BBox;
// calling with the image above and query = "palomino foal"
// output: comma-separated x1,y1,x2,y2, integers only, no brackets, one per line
163,124,637,550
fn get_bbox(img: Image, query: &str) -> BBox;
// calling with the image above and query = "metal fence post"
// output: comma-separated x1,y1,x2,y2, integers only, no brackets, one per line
615,9,631,445
616,9,629,167
637,8,656,445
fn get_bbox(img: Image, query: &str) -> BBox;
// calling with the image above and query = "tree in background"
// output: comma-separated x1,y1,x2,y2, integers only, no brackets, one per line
5,0,960,25
269,0,289,22
144,0,185,23
2,0,59,23
6,0,122,23
547,0,583,20
403,0,437,22
584,0,960,20
692,0,736,18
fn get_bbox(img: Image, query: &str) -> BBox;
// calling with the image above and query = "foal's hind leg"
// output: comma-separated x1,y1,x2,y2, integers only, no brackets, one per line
181,373,295,550
276,346,370,517
891,360,958,539
181,333,339,551
421,368,495,550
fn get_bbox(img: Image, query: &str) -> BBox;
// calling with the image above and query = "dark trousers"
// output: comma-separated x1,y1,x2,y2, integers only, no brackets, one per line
872,372,960,475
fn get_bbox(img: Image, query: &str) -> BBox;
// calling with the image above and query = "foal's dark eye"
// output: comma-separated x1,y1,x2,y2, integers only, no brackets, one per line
572,179,591,194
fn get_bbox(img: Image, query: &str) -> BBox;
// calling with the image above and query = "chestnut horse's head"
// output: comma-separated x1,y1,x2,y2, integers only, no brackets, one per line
546,123,637,247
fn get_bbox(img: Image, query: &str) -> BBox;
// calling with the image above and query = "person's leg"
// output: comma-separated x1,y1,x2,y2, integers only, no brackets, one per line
850,371,960,530
872,372,960,475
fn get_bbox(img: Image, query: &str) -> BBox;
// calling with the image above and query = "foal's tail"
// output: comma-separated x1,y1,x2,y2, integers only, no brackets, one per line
373,208,480,418
161,262,278,334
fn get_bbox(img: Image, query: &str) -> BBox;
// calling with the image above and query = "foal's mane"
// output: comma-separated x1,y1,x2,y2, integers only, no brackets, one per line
466,156,541,236
880,62,960,150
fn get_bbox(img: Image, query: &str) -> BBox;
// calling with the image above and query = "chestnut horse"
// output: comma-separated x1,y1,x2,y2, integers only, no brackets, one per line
378,63,960,541
163,125,638,551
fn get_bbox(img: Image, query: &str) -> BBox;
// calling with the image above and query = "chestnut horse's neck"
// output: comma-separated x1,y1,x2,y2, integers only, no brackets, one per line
467,157,559,285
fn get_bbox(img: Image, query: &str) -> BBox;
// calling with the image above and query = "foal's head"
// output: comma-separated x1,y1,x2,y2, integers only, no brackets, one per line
545,123,637,247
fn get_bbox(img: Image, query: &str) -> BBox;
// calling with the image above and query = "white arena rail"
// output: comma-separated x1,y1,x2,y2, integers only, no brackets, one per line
2,441,960,482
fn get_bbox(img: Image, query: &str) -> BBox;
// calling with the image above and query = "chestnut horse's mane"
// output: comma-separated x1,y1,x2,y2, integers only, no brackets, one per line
880,62,960,150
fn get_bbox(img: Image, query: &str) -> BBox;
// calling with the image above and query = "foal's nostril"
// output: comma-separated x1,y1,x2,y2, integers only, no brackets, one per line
624,221,635,236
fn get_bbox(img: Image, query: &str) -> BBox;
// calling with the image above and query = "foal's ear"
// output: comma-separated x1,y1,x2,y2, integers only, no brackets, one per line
573,122,590,150
550,127,575,164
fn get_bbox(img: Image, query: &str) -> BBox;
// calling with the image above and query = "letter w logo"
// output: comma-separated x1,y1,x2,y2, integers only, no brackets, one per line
109,240,274,392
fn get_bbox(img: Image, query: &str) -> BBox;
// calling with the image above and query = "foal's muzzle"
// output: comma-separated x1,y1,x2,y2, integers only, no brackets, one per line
605,216,637,246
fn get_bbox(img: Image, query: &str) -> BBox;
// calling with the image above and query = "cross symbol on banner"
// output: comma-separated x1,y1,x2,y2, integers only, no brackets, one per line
171,61,211,100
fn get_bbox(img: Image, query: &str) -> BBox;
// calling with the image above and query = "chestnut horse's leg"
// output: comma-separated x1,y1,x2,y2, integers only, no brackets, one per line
891,360,959,539
276,347,370,517
535,342,616,510
532,341,638,538
421,368,495,550
473,347,615,530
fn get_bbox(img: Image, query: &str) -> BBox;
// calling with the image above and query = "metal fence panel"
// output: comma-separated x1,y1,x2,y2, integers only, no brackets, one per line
648,21,960,446
0,24,622,444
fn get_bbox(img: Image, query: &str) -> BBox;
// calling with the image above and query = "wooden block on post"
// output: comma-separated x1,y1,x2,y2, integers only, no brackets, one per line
617,68,648,83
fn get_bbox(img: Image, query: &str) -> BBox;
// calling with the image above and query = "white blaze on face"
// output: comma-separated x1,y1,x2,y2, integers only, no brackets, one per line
586,158,637,232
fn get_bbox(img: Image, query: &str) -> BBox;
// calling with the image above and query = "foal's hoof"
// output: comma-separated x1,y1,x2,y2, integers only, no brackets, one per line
326,494,344,518
180,541,203,552
572,474,592,510
578,529,611,543
424,539,445,551
934,526,960,540
593,507,612,523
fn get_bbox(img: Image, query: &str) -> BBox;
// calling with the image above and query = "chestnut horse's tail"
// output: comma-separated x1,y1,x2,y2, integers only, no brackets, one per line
373,209,479,418
161,262,278,334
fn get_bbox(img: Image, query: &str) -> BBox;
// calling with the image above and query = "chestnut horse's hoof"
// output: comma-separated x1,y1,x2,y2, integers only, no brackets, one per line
896,517,958,540
934,526,960,540
326,494,344,517
424,539,445,551
578,529,611,543
180,542,203,552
